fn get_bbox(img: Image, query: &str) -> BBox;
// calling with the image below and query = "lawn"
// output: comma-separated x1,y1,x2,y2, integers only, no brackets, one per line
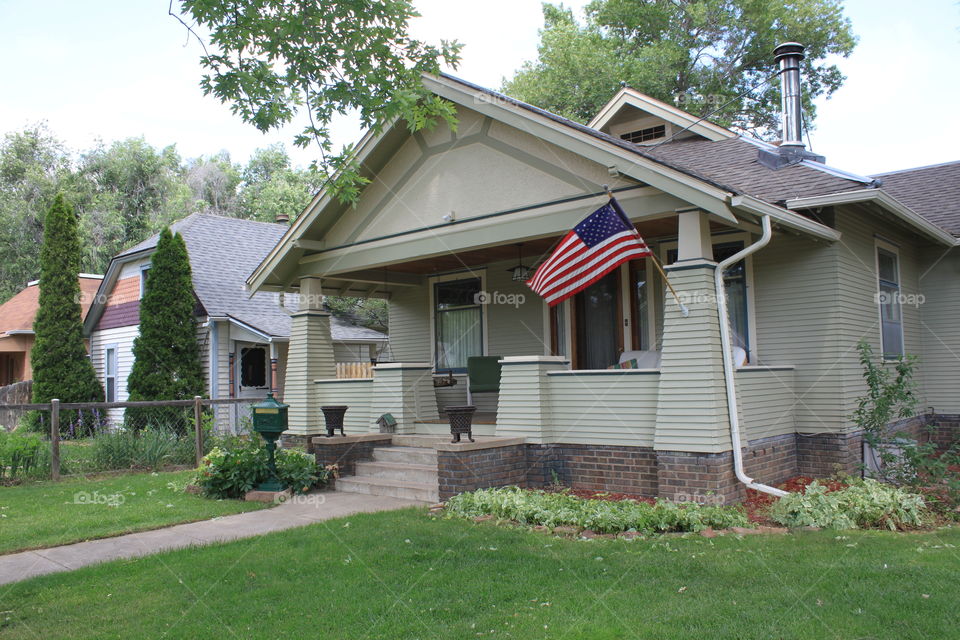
2,509,957,639
0,470,269,554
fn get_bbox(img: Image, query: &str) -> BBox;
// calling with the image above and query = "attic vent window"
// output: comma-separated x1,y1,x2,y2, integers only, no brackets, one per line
621,125,666,144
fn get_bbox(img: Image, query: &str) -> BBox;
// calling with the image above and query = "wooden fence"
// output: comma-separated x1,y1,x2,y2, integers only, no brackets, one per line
0,380,32,431
337,362,374,379
0,397,256,480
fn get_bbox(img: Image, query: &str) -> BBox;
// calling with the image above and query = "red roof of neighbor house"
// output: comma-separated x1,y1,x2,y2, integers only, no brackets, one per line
0,276,103,335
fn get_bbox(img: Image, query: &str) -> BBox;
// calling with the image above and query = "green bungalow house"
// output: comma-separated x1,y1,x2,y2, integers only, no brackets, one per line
248,48,959,503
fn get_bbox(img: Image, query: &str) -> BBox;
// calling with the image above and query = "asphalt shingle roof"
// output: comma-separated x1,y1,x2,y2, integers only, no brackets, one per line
440,74,960,239
123,214,386,341
873,161,960,235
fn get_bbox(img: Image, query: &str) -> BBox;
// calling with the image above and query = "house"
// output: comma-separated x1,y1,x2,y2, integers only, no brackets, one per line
0,275,103,386
83,213,387,430
248,44,960,503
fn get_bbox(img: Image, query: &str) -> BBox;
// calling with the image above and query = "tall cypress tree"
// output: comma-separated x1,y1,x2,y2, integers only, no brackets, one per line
29,194,104,435
126,228,204,431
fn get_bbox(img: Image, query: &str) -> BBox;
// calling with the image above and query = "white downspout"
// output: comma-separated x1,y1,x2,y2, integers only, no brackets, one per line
715,214,788,497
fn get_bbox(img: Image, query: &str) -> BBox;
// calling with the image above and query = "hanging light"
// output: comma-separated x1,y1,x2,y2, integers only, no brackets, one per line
508,243,532,282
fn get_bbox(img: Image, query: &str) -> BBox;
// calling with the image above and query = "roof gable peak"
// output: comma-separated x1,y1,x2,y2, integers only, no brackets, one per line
588,87,736,144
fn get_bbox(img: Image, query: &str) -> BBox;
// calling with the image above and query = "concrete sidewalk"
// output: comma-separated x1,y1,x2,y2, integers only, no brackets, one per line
0,492,424,586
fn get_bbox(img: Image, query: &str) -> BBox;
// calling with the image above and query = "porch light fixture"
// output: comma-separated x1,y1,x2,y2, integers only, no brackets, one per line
508,243,532,282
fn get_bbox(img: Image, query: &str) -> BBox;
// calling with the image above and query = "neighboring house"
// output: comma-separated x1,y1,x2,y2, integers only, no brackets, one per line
0,275,103,386
248,52,959,502
83,213,387,430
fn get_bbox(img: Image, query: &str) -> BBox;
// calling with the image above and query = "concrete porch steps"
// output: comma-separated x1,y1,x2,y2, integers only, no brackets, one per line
336,445,439,503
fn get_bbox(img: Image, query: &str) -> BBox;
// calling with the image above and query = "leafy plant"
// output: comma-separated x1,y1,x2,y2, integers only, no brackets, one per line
853,340,960,510
194,438,329,499
445,486,749,535
767,479,929,530
0,431,44,481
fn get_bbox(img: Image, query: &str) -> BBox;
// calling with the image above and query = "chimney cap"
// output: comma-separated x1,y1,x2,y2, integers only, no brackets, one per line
773,42,806,62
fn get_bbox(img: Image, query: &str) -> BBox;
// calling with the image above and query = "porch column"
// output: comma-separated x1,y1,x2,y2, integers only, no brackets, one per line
368,363,440,434
653,210,737,503
284,277,336,437
496,356,569,442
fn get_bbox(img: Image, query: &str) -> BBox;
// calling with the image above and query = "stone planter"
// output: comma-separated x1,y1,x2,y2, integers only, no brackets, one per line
445,405,477,443
321,405,348,437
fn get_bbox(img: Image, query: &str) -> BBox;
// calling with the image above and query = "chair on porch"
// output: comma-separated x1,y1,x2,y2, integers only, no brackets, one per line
466,356,502,407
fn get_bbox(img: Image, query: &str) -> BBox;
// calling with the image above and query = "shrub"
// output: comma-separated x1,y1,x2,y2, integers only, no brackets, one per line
767,478,929,531
0,431,44,481
194,438,329,499
445,487,749,535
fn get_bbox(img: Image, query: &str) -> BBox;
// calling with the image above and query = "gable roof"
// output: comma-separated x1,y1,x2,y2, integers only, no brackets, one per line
248,74,852,293
587,86,735,142
0,276,103,336
88,213,386,342
872,161,960,235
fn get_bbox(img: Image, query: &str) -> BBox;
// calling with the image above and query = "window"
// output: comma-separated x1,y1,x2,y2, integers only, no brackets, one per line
139,265,151,299
573,270,622,369
621,124,666,144
104,346,117,402
434,278,483,370
629,261,650,350
665,240,752,362
240,346,268,388
877,246,904,359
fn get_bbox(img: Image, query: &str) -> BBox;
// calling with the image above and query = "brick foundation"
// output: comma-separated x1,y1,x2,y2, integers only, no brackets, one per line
310,435,391,476
526,444,659,496
742,433,798,486
655,450,741,504
280,433,315,453
927,415,960,450
437,443,527,501
796,431,862,477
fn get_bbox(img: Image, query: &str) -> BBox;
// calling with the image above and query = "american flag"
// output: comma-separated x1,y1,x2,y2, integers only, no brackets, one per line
527,198,651,306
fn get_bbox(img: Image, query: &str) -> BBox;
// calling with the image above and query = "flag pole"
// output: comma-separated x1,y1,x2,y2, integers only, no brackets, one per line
603,185,689,318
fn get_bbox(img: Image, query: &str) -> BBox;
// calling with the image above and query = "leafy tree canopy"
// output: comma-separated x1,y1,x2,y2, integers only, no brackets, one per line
503,0,857,136
175,0,462,203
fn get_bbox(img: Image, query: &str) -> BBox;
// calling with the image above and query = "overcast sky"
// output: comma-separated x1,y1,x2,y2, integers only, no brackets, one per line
0,0,957,176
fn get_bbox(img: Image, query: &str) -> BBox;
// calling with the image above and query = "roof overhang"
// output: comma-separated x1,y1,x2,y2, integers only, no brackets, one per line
730,194,842,242
247,75,749,293
786,190,958,247
588,87,736,142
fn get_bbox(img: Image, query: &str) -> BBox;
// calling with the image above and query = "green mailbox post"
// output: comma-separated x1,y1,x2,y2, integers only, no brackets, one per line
252,393,289,492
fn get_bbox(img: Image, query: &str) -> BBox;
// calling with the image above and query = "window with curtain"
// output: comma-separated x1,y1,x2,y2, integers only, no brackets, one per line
104,347,117,402
877,247,904,359
434,278,483,370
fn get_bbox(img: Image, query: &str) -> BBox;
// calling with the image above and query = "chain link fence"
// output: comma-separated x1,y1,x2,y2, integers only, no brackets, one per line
0,397,259,482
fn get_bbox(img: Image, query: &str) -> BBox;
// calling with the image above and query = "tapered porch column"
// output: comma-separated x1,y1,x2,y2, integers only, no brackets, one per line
654,210,737,502
284,277,336,437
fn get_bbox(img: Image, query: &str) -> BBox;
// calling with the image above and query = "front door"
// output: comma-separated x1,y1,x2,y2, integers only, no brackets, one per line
572,270,622,369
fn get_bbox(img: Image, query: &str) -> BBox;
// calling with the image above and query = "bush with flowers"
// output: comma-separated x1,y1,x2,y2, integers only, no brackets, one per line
194,437,331,499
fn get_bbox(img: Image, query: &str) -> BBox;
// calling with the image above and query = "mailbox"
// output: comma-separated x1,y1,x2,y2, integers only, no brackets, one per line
251,393,289,492
252,393,288,436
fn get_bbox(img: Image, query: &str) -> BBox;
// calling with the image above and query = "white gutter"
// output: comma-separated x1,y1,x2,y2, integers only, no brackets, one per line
715,214,788,498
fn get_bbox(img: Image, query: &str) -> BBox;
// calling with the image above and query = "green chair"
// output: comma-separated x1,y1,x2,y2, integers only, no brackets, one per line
466,356,502,405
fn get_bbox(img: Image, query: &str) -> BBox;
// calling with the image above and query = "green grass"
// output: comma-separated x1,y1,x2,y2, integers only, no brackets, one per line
2,510,958,639
0,470,269,554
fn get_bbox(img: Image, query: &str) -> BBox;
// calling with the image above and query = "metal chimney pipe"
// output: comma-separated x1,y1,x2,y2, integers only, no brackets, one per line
774,42,805,148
